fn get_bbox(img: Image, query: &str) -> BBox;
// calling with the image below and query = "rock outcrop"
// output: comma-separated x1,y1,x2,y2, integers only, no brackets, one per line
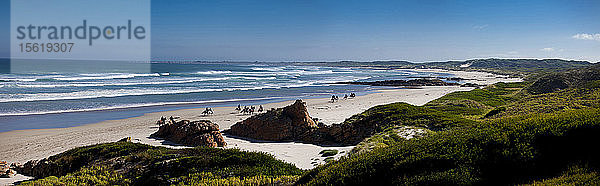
225,100,318,141
225,99,372,145
151,119,226,147
334,78,459,87
1,161,15,178
11,159,58,179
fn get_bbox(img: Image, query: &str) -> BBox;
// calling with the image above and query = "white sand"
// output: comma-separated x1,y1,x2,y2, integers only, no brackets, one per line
0,69,520,184
412,68,523,85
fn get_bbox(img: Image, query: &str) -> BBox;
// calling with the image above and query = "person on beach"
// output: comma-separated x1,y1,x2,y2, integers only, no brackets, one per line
343,94,348,99
169,116,175,124
202,107,213,115
157,116,167,126
241,106,250,114
236,104,241,111
331,95,336,102
258,105,264,112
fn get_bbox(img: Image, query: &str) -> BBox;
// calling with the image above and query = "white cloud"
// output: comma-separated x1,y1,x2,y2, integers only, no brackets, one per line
472,24,489,30
540,48,555,52
572,33,600,41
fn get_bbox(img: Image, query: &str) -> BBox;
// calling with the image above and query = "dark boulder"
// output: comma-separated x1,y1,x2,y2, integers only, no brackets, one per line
225,100,317,141
225,100,372,145
151,119,226,147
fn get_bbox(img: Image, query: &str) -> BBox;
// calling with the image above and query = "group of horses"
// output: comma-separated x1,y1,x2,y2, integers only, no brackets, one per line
236,104,264,115
200,104,266,116
331,93,356,102
200,93,354,117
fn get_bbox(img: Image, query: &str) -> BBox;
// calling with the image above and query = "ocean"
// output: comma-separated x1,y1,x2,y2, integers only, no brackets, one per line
0,62,454,132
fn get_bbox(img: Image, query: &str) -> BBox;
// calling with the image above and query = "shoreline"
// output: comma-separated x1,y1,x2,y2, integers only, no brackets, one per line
0,69,521,173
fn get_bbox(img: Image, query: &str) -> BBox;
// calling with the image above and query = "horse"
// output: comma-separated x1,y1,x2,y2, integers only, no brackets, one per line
258,105,264,112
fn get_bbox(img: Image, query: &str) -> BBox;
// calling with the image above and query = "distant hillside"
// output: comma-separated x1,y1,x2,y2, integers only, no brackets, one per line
293,58,593,77
526,64,600,94
425,58,593,77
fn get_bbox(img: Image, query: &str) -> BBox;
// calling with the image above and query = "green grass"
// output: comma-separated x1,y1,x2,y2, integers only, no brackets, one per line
351,126,429,155
425,82,529,117
341,102,477,132
17,141,155,178
483,106,506,118
425,89,509,117
525,164,600,185
21,165,132,186
348,82,529,154
431,88,508,107
526,64,600,94
489,88,600,119
174,172,300,186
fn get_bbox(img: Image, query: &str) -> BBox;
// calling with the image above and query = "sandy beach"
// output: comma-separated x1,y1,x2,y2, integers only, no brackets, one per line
0,69,521,178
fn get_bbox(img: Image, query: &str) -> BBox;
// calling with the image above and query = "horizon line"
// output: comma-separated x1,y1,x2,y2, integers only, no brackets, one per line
0,57,598,63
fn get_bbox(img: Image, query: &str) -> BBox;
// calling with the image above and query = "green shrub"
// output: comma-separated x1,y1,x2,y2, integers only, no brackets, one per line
21,165,132,186
174,172,300,186
428,89,508,107
525,164,599,185
341,102,476,132
483,106,506,118
319,150,339,157
491,88,600,118
585,80,600,89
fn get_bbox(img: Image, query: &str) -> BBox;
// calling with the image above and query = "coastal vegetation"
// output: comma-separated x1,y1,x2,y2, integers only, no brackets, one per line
297,64,600,185
19,143,302,185
298,107,600,185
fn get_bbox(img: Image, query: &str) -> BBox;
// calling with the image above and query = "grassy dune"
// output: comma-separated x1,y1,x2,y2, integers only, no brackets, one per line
298,65,600,185
21,143,302,185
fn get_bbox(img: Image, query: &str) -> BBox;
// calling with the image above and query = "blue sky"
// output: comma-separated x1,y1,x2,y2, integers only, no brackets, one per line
2,0,600,62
